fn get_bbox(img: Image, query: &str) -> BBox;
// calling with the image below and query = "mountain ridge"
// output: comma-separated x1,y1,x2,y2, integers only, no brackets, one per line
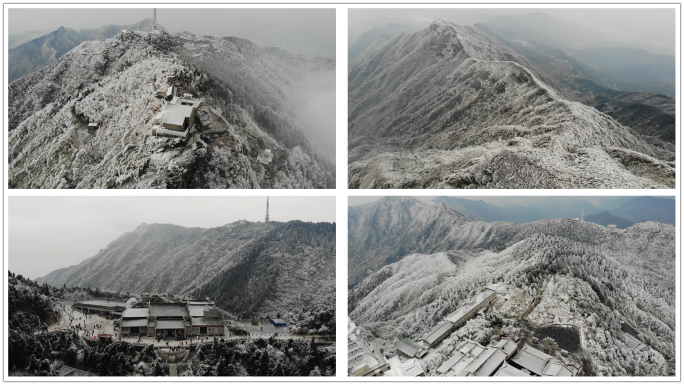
348,20,674,189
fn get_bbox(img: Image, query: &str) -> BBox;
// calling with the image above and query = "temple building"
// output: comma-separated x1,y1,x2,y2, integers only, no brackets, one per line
120,300,224,338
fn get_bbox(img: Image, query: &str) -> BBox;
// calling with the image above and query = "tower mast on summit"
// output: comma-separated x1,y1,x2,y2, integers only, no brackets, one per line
153,8,158,30
265,197,270,223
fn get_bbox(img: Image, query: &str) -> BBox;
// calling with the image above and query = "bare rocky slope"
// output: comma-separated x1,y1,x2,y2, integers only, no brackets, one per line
9,29,334,189
348,20,674,189
37,220,336,318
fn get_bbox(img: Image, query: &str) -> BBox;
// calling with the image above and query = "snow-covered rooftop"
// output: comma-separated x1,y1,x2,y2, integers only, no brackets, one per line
188,305,209,317
122,318,148,327
149,302,189,317
75,300,127,307
446,288,496,323
510,343,553,376
396,338,428,358
510,343,578,376
155,319,186,329
385,356,424,377
191,317,224,326
122,308,149,318
422,320,454,345
494,362,529,376
459,337,518,377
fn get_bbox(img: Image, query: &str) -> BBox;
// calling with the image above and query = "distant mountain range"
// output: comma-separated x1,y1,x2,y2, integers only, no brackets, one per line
349,197,675,289
37,220,336,318
584,211,634,229
433,196,674,226
8,18,163,83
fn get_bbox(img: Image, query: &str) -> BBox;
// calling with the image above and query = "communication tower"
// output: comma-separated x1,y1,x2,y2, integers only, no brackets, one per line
265,197,270,223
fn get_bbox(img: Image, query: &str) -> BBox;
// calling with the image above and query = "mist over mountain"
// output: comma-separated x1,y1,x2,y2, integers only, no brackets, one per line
8,27,335,189
583,211,634,229
348,22,417,63
37,220,335,318
611,196,676,226
348,20,674,189
432,196,674,226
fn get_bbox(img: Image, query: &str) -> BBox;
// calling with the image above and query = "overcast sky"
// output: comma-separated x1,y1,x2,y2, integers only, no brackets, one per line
348,196,672,207
349,8,675,56
9,196,335,279
9,8,335,56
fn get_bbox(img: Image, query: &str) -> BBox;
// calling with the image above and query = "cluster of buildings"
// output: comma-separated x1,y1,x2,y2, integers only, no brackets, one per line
119,300,224,339
347,318,390,376
349,286,582,378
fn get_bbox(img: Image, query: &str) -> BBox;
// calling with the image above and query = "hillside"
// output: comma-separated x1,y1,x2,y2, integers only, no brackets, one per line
350,232,674,376
8,273,335,376
475,22,676,161
349,197,675,291
37,221,336,318
8,29,335,189
348,20,674,189
348,197,475,287
8,19,163,83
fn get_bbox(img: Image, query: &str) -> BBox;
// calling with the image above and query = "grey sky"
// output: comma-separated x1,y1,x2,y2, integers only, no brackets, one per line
9,8,335,56
348,196,672,207
9,196,335,280
349,8,675,56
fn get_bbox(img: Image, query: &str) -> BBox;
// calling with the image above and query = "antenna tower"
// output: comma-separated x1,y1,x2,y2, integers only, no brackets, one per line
581,210,584,222
265,197,270,223
153,9,158,30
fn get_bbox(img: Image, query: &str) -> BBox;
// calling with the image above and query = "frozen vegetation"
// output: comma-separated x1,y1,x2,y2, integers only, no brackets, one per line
348,20,674,188
8,272,335,376
9,29,334,189
37,220,336,322
349,197,674,376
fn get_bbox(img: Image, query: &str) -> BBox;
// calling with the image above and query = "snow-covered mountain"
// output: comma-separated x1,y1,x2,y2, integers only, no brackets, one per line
349,197,674,293
37,220,335,318
348,20,674,188
8,19,163,83
8,28,335,188
349,197,675,376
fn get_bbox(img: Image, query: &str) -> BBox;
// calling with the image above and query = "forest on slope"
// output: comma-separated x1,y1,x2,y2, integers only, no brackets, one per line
38,220,336,322
9,29,334,189
349,197,674,290
350,234,674,376
348,20,674,189
8,272,335,376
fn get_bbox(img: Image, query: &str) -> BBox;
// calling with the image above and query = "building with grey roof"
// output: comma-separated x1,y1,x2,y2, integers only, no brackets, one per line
73,300,127,317
456,337,519,377
120,301,224,339
422,320,455,348
348,318,390,377
446,288,497,328
395,338,428,359
509,343,581,377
